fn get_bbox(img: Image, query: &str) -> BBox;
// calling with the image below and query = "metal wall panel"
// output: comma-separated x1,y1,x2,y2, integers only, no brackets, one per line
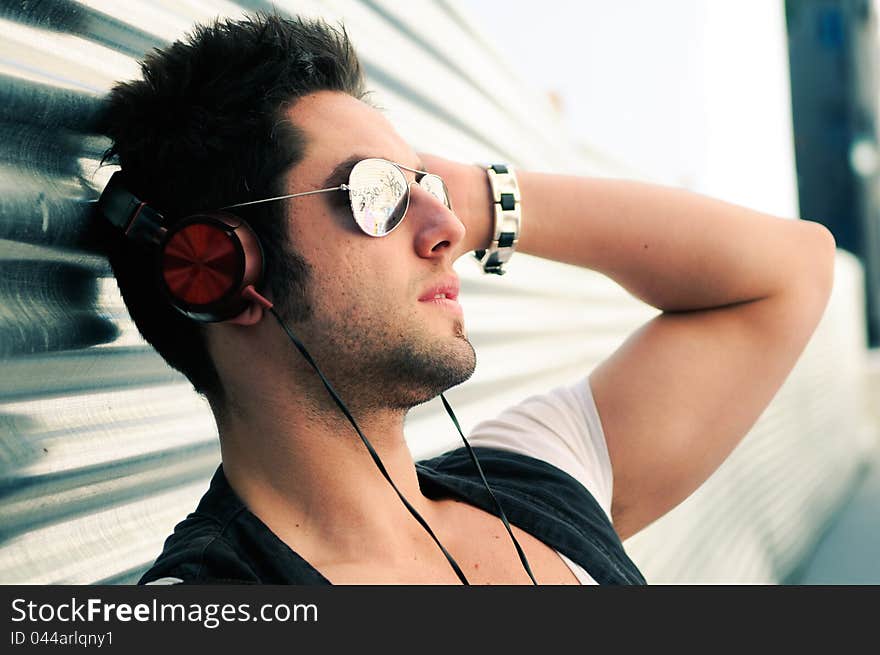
0,0,873,584
787,0,880,345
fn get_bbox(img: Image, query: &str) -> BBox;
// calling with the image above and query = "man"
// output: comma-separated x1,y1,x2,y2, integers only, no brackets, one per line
98,13,835,585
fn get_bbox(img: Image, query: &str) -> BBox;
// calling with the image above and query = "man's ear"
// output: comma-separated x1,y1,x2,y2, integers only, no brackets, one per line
224,301,264,326
225,285,274,326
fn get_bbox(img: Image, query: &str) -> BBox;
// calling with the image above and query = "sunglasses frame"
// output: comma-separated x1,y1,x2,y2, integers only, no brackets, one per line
219,158,451,237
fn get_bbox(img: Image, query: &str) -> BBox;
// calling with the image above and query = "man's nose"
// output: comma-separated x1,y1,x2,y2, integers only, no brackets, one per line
409,182,466,259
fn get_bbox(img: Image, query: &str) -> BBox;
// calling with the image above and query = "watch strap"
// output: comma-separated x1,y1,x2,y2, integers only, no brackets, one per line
473,163,521,275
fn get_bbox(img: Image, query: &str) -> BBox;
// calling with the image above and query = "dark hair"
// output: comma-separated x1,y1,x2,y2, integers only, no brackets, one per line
98,12,369,398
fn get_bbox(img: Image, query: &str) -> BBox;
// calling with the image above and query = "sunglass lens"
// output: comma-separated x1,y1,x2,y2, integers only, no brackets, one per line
419,174,451,209
348,159,409,236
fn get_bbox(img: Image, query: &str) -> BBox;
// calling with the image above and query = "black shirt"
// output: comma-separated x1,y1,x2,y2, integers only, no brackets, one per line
138,447,645,585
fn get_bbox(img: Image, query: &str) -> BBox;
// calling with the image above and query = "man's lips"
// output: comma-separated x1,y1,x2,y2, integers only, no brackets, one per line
420,296,463,318
418,275,463,317
418,275,460,302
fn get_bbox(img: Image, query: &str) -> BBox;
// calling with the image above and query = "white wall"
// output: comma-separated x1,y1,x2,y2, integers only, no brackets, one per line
463,0,799,217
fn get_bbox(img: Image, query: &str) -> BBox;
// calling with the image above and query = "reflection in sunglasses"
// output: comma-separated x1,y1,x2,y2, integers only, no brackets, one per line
351,167,408,235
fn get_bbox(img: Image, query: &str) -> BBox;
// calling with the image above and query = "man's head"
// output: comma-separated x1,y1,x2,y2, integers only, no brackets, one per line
100,13,475,413
99,13,367,398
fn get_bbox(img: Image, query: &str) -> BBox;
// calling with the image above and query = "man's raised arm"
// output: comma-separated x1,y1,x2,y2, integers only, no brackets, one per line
422,153,836,540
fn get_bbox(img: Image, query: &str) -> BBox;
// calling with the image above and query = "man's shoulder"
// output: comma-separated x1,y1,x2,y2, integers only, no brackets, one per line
417,446,607,524
460,377,616,522
417,445,646,585
138,466,330,585
137,510,259,585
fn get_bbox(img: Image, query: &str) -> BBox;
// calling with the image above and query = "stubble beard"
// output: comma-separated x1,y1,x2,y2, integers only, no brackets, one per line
272,254,475,415
306,312,476,414
370,318,476,410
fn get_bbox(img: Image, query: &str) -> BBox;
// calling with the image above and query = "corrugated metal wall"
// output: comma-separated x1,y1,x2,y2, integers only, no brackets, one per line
0,0,874,584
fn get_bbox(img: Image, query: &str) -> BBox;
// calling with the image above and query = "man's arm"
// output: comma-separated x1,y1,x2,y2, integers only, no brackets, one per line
420,154,836,541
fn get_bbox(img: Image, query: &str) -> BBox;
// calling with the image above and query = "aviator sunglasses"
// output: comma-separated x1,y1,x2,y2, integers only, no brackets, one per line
221,157,452,236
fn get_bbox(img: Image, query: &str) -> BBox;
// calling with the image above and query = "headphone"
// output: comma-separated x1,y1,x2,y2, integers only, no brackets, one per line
97,171,273,322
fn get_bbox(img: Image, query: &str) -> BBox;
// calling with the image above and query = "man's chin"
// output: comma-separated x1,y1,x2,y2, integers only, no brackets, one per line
385,340,476,410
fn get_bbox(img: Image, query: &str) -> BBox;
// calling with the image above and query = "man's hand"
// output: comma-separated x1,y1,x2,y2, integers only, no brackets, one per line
417,152,494,258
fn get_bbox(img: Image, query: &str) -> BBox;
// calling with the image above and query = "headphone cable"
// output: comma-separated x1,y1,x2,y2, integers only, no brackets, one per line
268,307,538,585
269,307,469,584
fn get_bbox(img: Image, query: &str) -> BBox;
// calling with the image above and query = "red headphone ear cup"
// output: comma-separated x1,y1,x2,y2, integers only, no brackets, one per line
159,214,264,322
162,221,241,305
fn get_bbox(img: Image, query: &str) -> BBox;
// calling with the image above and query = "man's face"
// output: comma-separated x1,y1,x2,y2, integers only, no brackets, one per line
279,90,475,410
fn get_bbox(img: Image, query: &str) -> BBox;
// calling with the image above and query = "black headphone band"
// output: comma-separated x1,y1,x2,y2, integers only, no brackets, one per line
96,171,267,322
97,172,168,246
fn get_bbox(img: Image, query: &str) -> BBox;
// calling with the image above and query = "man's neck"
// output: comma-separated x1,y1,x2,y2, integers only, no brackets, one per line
217,395,445,567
